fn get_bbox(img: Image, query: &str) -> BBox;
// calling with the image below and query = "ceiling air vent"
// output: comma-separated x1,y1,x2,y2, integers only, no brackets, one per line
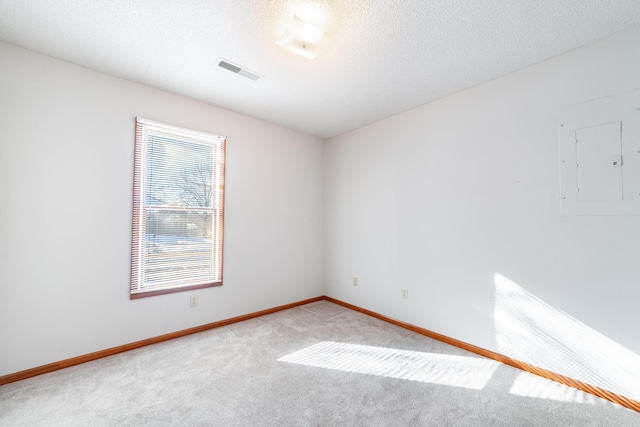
217,58,261,81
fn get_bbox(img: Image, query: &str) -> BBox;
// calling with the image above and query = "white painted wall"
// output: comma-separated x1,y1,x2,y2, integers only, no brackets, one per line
0,42,324,376
324,27,640,397
2,25,640,399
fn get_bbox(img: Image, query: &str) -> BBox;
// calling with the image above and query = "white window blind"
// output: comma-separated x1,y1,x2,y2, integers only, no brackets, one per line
131,118,225,298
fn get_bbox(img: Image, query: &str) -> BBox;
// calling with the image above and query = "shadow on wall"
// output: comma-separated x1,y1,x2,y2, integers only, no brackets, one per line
494,273,640,402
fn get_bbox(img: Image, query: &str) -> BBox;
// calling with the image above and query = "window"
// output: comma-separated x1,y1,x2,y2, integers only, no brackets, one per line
130,118,225,299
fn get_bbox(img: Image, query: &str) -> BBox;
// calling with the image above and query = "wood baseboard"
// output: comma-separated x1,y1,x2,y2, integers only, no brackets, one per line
323,296,640,413
0,296,323,387
2,294,638,413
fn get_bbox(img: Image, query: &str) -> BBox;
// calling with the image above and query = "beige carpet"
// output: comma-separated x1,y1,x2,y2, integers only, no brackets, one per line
0,301,637,426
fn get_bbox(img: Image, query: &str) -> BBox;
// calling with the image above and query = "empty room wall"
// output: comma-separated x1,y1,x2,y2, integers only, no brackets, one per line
324,27,640,400
0,42,324,376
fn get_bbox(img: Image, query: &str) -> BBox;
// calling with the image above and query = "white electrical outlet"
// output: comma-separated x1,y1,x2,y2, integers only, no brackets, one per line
401,289,408,299
190,296,198,308
353,277,359,287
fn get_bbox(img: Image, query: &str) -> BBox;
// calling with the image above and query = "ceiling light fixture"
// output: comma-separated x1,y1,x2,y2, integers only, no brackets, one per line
276,15,327,60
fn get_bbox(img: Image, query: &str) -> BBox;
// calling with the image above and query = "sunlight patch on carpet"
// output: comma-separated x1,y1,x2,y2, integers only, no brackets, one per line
509,371,605,404
278,341,499,390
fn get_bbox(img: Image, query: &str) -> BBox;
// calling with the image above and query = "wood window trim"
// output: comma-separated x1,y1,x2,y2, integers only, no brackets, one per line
130,117,226,299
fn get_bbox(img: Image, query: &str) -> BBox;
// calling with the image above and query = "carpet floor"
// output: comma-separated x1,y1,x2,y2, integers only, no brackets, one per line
0,301,638,426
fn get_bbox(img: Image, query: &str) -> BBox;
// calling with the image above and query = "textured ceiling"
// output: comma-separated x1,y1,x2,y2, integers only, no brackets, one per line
1,1,640,139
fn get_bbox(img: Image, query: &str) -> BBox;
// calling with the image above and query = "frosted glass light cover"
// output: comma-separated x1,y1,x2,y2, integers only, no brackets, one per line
276,15,326,60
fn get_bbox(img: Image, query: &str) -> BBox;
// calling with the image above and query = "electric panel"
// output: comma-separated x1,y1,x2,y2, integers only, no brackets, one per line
558,90,640,216
575,122,622,202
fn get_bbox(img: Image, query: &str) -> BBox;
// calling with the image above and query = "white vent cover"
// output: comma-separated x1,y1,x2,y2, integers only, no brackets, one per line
217,58,261,81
